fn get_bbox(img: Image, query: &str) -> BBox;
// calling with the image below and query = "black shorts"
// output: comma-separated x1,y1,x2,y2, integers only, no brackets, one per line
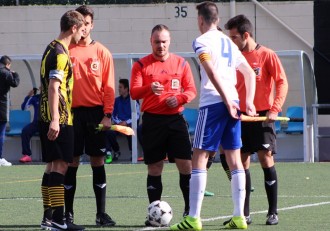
142,112,192,164
73,106,106,157
39,121,74,163
241,110,277,154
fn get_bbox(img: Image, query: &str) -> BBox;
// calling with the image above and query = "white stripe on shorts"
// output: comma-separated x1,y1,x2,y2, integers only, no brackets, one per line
193,107,208,149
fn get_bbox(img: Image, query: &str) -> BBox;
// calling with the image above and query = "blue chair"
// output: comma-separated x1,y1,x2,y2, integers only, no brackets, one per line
284,106,303,134
6,110,31,136
182,108,198,136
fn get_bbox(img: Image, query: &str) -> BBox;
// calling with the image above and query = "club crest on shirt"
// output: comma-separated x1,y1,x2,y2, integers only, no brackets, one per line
254,67,260,76
171,79,180,89
251,62,261,77
91,60,100,71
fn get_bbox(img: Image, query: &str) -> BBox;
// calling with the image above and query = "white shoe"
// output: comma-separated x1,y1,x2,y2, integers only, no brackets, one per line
0,158,12,166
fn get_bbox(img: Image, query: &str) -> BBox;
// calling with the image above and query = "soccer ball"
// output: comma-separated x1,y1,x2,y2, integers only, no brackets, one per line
147,200,173,227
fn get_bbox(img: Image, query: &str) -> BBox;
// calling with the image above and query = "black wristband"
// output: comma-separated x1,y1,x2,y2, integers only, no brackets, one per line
104,113,112,118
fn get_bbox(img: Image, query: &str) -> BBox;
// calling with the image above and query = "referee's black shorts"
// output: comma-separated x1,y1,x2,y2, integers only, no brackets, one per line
39,121,74,163
142,112,192,165
72,106,106,157
241,110,277,154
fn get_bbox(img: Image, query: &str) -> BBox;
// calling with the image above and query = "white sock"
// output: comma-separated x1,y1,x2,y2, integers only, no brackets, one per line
189,169,207,218
231,169,246,217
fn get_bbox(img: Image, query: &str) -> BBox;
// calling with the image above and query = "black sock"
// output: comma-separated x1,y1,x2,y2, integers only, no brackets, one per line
220,153,231,181
64,166,78,214
263,166,278,215
92,165,106,214
206,155,215,170
48,172,65,224
179,173,191,212
244,169,251,216
41,173,52,220
147,175,162,204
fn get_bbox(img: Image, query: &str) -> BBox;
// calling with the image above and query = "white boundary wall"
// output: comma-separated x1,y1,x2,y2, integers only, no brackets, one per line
1,1,314,109
0,1,313,60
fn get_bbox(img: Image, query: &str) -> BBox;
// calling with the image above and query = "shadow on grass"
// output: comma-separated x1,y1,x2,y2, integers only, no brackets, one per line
0,225,43,230
0,224,154,231
82,224,152,230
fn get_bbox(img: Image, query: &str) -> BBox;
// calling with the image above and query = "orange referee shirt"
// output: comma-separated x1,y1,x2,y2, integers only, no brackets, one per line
236,45,288,113
69,41,115,114
130,54,196,115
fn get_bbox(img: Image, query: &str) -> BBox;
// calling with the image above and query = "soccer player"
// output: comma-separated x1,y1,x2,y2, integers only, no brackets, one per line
39,10,85,231
130,24,197,226
64,5,116,227
224,14,288,225
171,2,256,230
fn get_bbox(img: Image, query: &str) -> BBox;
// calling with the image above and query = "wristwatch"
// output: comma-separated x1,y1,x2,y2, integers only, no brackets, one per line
104,113,112,118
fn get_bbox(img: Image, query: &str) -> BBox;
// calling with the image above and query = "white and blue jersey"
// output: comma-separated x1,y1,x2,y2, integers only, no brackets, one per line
192,28,247,151
192,28,247,108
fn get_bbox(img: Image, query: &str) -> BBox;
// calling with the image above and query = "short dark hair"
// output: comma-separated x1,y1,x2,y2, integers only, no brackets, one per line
119,78,129,90
60,10,85,32
224,14,253,37
196,1,219,25
151,24,169,36
0,55,11,66
76,5,94,22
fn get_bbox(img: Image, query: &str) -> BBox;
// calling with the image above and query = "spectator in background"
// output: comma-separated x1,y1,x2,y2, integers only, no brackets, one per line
19,87,40,163
104,78,141,163
0,55,20,167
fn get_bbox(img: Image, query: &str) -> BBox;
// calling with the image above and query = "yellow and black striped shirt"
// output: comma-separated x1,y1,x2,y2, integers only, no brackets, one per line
39,40,73,125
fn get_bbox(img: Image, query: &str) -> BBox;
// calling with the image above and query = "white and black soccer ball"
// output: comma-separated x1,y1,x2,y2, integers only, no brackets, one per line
147,200,173,227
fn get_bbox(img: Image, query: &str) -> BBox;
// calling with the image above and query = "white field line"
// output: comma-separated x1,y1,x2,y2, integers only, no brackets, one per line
134,201,330,231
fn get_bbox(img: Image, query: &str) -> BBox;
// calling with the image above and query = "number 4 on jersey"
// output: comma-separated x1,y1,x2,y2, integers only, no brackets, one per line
221,38,232,67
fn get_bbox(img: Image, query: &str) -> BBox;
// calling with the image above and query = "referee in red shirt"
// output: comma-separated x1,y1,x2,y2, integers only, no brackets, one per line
130,24,197,226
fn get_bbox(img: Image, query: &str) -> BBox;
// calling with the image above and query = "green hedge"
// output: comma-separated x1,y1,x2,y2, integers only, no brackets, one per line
0,0,311,6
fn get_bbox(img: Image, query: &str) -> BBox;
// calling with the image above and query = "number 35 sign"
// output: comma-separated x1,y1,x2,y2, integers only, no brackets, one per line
175,6,188,18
